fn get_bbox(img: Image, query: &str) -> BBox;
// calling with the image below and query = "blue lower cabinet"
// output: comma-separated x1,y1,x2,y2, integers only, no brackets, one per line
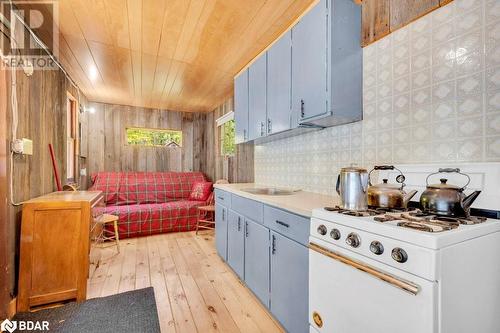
244,218,270,308
227,210,245,279
270,231,309,333
215,204,228,260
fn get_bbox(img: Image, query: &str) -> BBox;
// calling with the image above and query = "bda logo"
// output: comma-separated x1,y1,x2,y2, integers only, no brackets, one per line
0,319,17,333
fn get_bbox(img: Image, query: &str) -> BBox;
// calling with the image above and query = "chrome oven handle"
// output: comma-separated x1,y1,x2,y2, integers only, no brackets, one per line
309,242,420,296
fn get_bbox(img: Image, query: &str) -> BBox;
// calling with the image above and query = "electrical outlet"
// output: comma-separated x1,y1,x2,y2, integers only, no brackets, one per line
80,168,87,176
11,138,33,155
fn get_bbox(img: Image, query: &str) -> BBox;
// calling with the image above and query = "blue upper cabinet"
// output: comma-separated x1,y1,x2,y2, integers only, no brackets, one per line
234,69,249,144
233,0,361,142
291,0,328,125
328,0,362,126
293,0,361,128
248,55,268,141
267,31,292,135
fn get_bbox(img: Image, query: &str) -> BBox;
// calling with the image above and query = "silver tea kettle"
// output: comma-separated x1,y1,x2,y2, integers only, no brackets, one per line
336,166,369,211
367,165,417,209
420,168,481,217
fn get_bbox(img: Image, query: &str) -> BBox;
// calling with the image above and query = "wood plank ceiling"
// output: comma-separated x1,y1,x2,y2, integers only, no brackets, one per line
22,0,316,112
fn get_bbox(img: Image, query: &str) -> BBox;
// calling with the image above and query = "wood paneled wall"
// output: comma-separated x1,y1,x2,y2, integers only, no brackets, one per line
2,59,89,311
204,97,254,183
361,0,453,46
86,103,209,183
0,61,10,318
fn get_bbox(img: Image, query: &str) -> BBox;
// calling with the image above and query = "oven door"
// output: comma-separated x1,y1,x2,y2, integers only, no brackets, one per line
309,239,438,333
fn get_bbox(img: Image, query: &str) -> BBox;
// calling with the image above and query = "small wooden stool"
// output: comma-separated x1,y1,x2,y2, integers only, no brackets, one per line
196,205,216,234
94,214,120,253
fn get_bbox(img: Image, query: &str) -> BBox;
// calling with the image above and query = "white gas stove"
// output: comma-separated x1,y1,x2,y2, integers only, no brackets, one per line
309,206,500,333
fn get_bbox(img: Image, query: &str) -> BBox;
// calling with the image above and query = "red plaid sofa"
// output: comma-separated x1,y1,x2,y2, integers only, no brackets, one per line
90,171,209,239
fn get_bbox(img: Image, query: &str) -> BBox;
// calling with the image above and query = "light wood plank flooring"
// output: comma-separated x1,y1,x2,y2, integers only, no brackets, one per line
87,231,284,333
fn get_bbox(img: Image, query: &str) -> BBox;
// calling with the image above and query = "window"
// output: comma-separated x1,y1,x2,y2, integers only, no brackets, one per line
220,119,235,156
217,112,235,156
126,127,182,147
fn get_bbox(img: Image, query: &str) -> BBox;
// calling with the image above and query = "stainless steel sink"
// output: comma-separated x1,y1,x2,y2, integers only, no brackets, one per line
241,187,296,196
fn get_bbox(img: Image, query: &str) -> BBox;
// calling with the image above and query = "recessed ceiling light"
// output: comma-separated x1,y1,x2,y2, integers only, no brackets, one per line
88,65,98,81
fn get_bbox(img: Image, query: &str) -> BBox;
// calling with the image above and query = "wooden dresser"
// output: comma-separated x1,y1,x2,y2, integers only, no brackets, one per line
17,191,104,311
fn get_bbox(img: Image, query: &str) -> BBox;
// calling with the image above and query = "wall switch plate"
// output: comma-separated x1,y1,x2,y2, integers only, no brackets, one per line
11,138,33,155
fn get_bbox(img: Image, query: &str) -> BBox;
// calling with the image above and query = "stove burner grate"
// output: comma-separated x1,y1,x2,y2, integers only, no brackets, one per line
325,206,487,232
324,206,412,217
375,211,486,232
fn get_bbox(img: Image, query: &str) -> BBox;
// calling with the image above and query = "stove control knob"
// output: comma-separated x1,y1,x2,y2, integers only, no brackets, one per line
330,228,341,240
317,225,327,236
370,241,384,255
391,248,408,263
346,233,361,248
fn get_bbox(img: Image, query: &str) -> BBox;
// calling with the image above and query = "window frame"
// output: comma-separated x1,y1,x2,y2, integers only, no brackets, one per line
216,111,235,157
66,92,78,182
125,127,183,148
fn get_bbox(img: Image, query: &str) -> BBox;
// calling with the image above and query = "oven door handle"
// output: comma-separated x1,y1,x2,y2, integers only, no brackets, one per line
309,242,420,296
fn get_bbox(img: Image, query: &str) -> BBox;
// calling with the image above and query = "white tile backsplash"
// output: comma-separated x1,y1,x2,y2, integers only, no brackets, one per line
254,0,500,195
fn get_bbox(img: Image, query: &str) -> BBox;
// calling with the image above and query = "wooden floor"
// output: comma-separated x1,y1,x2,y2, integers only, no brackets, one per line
87,231,284,333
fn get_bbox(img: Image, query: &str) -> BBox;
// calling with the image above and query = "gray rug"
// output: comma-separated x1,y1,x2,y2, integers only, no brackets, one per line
13,287,161,332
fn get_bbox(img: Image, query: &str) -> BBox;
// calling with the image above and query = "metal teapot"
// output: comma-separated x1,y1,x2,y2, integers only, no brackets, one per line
336,166,369,211
420,168,481,217
367,165,417,209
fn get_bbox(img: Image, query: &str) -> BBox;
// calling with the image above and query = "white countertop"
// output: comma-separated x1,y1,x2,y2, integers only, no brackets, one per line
213,183,337,217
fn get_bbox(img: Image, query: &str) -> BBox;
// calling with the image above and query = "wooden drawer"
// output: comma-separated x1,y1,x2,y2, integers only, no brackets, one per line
215,189,231,207
231,194,264,224
264,206,309,246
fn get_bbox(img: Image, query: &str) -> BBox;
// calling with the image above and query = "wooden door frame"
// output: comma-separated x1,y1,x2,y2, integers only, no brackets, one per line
0,60,11,318
66,92,79,183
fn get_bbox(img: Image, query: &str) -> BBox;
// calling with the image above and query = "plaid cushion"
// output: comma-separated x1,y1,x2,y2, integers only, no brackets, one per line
90,171,207,205
103,200,205,239
188,181,213,201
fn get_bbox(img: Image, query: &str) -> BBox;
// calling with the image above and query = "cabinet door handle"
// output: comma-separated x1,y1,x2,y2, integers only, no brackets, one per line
222,209,225,221
245,221,249,237
275,220,289,228
260,121,264,137
267,118,272,133
243,129,247,141
272,234,276,255
237,217,241,231
300,99,305,119
217,196,224,200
